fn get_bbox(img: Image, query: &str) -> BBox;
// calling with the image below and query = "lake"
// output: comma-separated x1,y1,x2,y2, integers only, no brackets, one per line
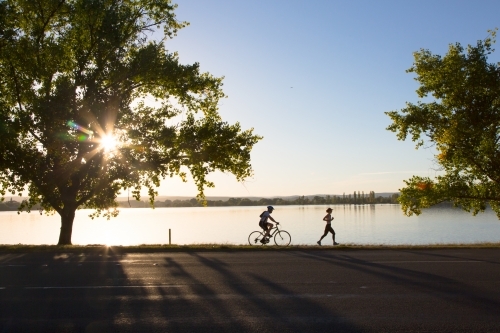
1,204,500,245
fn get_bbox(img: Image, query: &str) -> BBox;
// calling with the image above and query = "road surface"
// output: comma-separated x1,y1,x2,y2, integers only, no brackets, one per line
1,249,499,332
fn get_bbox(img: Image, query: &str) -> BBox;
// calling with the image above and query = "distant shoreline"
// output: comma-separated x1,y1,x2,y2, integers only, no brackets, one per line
1,193,401,211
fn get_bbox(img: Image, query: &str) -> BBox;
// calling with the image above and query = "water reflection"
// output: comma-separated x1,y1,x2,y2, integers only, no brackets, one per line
0,205,499,245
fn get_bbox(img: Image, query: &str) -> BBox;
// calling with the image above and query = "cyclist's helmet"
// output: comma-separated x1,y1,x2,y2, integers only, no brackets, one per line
267,206,274,211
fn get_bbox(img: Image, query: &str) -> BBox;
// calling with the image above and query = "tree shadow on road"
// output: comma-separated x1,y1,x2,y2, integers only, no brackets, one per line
286,250,500,317
167,252,364,332
0,249,135,332
399,248,500,265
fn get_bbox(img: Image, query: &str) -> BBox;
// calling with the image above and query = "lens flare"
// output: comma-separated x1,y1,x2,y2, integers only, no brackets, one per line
100,135,117,152
67,121,93,136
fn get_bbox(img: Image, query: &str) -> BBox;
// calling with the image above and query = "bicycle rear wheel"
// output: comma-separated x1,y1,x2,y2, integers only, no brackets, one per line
274,230,291,246
248,231,265,245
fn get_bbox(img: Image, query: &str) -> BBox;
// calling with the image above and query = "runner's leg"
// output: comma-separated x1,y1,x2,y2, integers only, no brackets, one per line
319,225,329,242
329,226,336,244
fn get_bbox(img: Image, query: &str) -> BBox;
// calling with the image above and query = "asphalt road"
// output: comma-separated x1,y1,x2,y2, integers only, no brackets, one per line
1,249,500,332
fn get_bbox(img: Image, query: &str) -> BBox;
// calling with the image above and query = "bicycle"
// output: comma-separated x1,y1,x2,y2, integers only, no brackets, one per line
248,222,291,246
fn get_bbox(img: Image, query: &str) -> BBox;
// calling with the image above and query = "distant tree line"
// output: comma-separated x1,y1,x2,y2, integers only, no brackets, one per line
0,199,40,211
1,192,400,211
118,191,400,208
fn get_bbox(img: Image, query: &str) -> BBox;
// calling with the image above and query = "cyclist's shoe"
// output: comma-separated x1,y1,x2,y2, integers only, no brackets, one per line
260,238,266,244
333,242,339,245
317,241,321,246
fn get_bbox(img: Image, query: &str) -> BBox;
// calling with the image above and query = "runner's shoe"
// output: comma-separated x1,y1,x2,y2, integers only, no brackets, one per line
334,242,339,245
317,241,321,246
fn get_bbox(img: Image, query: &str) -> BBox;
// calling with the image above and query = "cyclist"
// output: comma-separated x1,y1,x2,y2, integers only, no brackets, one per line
259,205,278,243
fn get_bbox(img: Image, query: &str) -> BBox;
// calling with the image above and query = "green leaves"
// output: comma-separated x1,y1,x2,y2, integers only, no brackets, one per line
0,0,261,243
387,28,500,218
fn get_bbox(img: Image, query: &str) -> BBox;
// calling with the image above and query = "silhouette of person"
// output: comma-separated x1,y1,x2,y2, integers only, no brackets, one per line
259,205,278,243
317,207,339,246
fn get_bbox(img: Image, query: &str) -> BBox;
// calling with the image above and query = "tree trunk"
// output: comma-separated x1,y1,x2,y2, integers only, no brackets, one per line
57,208,76,245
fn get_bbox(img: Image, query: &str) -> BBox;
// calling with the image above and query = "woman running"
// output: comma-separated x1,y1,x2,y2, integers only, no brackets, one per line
317,207,339,246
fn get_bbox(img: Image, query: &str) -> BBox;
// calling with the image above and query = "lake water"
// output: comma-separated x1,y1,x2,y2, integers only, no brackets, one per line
1,204,500,246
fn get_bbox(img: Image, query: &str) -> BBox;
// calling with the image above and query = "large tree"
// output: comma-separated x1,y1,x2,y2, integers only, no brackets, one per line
0,0,261,244
386,29,500,218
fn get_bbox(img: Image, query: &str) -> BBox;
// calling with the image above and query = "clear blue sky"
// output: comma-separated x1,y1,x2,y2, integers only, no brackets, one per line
154,0,500,198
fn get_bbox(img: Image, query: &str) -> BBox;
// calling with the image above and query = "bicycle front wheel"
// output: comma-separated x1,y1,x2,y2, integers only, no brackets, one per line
274,230,291,246
248,231,265,245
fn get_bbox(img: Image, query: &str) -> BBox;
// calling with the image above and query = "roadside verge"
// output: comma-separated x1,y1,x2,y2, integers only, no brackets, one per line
1,243,500,253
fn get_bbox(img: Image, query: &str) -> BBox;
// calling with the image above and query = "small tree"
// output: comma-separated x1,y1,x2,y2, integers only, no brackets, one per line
369,191,375,204
0,0,261,244
386,29,500,217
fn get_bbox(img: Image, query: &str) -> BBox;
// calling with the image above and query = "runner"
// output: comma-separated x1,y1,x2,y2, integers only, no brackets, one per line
317,207,339,246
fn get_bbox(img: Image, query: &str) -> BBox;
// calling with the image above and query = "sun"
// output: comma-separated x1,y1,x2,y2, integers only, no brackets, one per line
100,134,118,152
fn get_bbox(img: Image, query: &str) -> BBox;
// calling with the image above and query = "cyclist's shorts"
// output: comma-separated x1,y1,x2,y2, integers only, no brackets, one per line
259,221,266,230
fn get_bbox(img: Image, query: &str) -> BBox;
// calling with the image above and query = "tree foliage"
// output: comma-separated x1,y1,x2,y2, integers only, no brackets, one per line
0,0,261,244
386,29,500,218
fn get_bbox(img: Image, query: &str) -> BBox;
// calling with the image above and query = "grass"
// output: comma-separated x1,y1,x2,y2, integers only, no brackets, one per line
0,242,500,253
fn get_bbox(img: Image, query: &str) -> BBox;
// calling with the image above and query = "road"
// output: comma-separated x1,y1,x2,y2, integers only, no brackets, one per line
1,249,499,332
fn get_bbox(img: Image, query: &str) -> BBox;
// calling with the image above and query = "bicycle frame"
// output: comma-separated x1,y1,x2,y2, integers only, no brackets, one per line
262,223,281,237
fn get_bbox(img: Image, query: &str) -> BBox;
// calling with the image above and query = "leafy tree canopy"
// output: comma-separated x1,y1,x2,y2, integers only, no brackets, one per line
386,29,500,218
0,0,261,244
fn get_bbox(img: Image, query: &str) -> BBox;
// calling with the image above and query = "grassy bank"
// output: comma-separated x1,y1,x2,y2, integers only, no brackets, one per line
1,243,500,253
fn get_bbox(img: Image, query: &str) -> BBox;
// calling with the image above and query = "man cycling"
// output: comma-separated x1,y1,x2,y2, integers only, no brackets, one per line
259,206,278,243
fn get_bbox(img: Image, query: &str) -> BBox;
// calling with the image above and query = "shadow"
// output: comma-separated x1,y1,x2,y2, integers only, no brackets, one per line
0,248,356,333
0,248,140,332
5,248,498,332
285,250,500,316
156,255,247,332
180,252,363,332
398,249,500,265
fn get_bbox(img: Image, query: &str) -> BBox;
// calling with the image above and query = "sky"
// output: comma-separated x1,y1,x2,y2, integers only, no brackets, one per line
151,0,500,198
